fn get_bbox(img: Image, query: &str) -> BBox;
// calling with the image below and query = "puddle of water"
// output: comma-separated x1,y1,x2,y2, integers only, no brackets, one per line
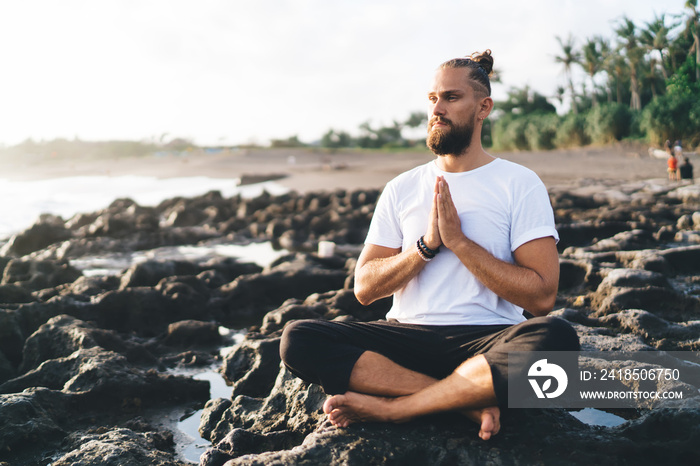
173,329,244,463
176,371,233,464
570,407,627,427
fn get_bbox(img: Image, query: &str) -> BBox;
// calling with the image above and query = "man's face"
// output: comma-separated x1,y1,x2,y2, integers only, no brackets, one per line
426,67,481,156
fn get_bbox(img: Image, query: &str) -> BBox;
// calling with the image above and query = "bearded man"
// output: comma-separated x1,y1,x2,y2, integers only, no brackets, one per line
280,50,580,440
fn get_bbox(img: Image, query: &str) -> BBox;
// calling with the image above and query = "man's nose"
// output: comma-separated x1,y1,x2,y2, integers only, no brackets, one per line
431,99,445,116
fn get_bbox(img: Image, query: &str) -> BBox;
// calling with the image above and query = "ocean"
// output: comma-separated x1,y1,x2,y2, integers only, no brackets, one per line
0,175,291,272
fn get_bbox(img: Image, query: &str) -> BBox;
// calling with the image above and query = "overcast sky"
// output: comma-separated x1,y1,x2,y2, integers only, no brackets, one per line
0,0,691,147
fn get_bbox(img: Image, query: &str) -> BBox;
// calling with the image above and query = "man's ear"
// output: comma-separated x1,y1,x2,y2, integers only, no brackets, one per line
478,97,494,120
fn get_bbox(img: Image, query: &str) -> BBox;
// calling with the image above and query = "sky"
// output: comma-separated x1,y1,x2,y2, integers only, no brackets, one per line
0,0,692,147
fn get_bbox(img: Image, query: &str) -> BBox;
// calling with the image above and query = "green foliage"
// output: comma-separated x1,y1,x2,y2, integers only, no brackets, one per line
491,114,529,151
270,135,307,148
666,55,700,97
641,92,700,145
525,113,560,150
639,54,700,146
320,129,354,149
554,114,590,148
498,86,557,115
585,103,634,143
491,113,560,151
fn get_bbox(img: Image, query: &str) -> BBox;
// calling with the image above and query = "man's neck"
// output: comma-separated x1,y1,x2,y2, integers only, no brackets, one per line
434,145,494,173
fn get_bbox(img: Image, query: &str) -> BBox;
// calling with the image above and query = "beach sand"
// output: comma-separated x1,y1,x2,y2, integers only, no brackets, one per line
0,142,680,192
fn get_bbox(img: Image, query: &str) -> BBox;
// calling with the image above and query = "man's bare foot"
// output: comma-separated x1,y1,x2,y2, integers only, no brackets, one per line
323,393,500,440
323,392,401,428
461,406,500,440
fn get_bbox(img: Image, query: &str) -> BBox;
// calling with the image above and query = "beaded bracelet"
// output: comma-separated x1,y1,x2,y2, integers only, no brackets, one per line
416,241,432,261
419,236,440,256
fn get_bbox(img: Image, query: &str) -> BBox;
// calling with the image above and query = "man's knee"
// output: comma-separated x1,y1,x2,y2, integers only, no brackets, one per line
279,319,321,370
520,316,580,352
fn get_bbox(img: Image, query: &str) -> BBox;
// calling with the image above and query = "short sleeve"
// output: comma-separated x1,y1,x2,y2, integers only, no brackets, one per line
364,182,404,248
510,182,559,251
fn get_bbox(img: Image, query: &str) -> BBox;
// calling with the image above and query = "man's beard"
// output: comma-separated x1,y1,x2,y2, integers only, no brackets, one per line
426,117,474,156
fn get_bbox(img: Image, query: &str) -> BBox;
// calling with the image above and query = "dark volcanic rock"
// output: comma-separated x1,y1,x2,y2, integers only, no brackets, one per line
0,214,71,256
1,258,82,292
220,338,282,399
51,427,188,466
214,254,348,327
0,389,67,458
163,319,222,348
2,179,700,465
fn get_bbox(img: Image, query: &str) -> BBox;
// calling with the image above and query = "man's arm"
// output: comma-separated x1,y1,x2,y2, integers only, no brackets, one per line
436,177,559,316
354,178,444,306
353,244,425,306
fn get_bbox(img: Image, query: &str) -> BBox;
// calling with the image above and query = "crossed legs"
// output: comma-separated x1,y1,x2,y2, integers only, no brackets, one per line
323,350,500,440
280,317,579,440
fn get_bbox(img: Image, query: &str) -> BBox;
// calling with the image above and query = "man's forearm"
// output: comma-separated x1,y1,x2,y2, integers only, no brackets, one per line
354,248,427,305
449,236,558,315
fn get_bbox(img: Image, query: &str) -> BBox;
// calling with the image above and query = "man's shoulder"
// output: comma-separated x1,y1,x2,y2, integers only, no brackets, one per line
491,158,544,186
387,161,434,186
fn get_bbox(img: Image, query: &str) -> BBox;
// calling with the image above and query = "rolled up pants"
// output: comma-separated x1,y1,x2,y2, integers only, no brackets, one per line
279,316,580,407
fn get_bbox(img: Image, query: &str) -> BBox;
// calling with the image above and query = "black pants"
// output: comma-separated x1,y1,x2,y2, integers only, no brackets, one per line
279,316,580,407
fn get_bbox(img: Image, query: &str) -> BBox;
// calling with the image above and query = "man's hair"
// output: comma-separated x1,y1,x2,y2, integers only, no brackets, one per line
438,50,494,96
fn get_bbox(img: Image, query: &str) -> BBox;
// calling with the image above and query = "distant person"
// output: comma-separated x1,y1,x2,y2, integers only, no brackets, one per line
680,157,694,183
280,49,579,441
665,139,673,155
668,153,679,181
673,140,683,158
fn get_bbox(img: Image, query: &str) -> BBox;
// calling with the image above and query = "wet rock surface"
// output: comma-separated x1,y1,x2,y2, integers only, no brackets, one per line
0,180,699,465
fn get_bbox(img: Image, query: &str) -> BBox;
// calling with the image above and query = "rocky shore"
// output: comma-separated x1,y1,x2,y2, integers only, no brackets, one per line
1,177,700,465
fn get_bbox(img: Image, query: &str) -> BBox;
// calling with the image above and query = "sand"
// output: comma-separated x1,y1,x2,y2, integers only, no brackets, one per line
0,142,687,193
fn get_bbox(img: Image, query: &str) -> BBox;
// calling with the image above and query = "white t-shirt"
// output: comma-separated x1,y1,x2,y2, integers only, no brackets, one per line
365,158,558,326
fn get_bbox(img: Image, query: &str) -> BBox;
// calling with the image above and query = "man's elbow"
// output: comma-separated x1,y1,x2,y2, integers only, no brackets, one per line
354,284,375,306
526,289,557,316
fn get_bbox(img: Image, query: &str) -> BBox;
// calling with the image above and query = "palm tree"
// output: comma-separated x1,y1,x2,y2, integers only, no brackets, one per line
581,36,605,106
615,16,644,110
640,13,677,81
686,0,700,80
600,37,626,104
554,35,582,114
553,86,566,107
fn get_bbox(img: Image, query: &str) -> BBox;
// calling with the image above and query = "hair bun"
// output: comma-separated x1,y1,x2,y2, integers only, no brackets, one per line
469,49,493,76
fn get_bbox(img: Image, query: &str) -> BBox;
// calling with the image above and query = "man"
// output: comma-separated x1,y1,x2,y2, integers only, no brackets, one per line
280,50,579,440
679,157,694,183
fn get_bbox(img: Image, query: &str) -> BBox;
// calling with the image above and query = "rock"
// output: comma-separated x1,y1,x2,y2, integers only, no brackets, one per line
214,254,347,327
163,320,222,348
120,259,201,289
0,214,71,257
0,389,66,456
19,314,103,373
51,427,188,466
0,310,25,371
259,300,327,335
2,179,700,465
0,283,33,304
2,345,210,411
220,338,282,399
89,288,197,336
1,259,82,292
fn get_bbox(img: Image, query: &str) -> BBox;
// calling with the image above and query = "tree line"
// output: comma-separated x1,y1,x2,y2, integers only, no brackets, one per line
301,2,699,151
493,2,699,150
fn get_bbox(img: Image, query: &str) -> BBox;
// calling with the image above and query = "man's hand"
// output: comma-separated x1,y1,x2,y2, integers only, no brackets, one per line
423,177,442,250
436,176,465,250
